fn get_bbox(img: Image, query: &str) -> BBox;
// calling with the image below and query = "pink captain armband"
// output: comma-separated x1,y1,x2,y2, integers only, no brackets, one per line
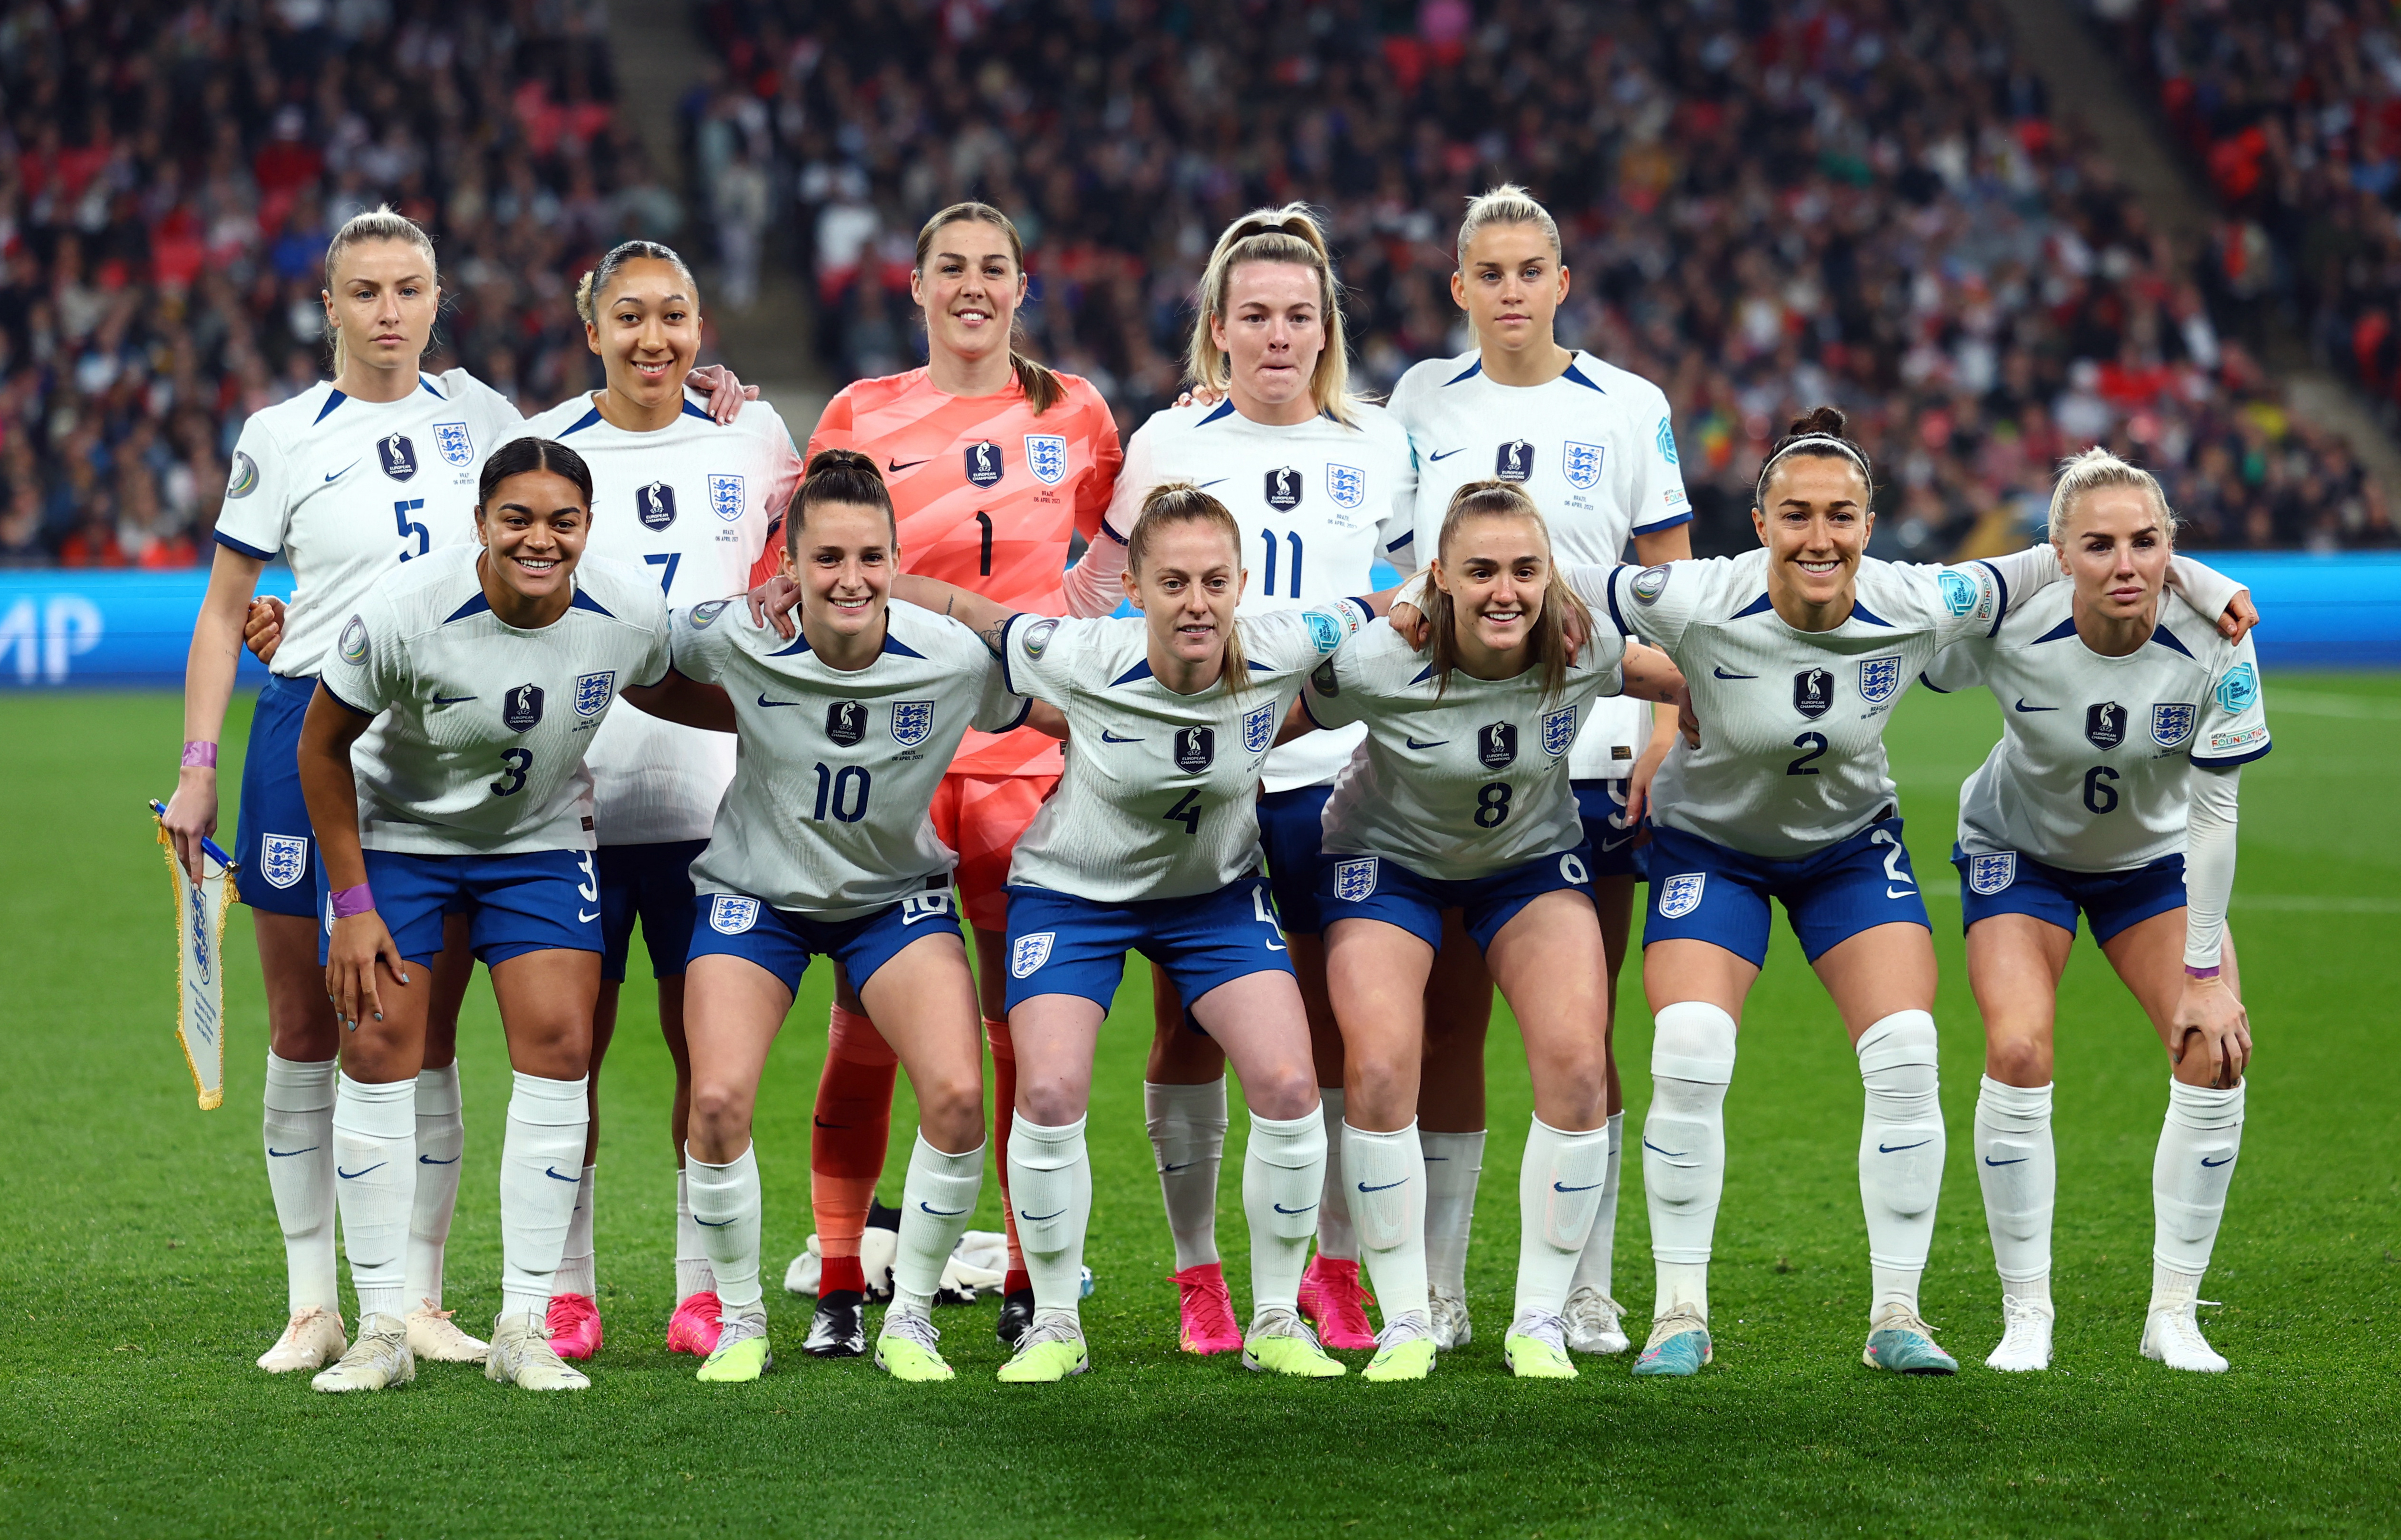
181,740,218,769
329,883,376,920
2184,962,2222,980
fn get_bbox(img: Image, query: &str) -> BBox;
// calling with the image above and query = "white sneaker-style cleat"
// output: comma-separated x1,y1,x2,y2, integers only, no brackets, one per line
405,1300,490,1364
2141,1305,2228,1373
310,1312,415,1392
1563,1287,1631,1356
485,1310,591,1391
1429,1290,1473,1350
1985,1296,2054,1373
258,1307,347,1374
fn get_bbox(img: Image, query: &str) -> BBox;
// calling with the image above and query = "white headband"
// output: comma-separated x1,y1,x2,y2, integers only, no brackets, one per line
1755,432,1872,504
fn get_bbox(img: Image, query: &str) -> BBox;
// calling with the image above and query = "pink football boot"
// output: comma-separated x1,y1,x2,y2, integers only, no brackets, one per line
1173,1262,1244,1355
545,1293,603,1360
666,1291,724,1356
1297,1255,1378,1350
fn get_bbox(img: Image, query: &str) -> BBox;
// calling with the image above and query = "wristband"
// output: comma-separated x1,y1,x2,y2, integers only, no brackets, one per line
330,883,376,920
2184,962,2221,980
181,740,218,769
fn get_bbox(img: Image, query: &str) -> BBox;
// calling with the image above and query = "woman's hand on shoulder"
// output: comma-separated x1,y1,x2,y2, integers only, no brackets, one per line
746,574,802,639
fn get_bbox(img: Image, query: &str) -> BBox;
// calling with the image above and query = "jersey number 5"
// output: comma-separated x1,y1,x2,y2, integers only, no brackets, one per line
394,500,428,561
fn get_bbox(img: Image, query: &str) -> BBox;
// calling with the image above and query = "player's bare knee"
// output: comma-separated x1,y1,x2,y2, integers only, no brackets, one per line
916,1069,985,1146
1983,1032,2051,1087
1246,1062,1319,1122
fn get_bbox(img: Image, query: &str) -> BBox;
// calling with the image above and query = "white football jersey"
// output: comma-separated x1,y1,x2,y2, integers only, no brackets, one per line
1388,349,1691,781
1304,610,1627,880
1104,401,1416,792
319,544,672,856
1605,546,2060,858
215,371,524,678
1003,601,1371,902
1924,585,2271,872
670,599,1028,919
514,390,802,844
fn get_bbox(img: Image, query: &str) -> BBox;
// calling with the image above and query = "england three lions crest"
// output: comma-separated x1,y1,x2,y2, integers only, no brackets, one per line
433,421,474,466
1656,872,1706,920
1967,852,2017,896
1326,462,1365,509
573,671,616,718
1025,433,1068,486
1541,705,1578,757
890,699,936,748
709,895,760,934
1010,931,1055,978
2150,702,2197,748
708,474,746,522
1857,654,1903,707
1242,701,1276,755
1562,440,1605,490
259,833,310,891
1332,857,1379,903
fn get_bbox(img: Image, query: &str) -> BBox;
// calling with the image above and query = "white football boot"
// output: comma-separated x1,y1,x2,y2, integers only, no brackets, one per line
1984,1296,2054,1373
258,1307,347,1373
310,1313,415,1392
485,1310,591,1391
2141,1304,2228,1373
405,1300,489,1364
1563,1287,1631,1355
1429,1290,1473,1350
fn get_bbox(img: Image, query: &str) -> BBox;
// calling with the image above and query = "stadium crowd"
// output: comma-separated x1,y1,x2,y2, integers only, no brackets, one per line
695,0,2391,553
0,0,689,569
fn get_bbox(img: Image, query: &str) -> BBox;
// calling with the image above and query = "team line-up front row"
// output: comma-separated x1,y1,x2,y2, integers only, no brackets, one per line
237,416,2261,1392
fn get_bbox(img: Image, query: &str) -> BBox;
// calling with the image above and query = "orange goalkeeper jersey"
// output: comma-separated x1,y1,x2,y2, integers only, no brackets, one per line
753,367,1123,776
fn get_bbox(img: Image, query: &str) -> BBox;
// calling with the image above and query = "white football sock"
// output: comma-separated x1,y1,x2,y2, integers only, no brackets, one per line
1857,1010,1945,1321
1566,1112,1623,1301
674,1167,716,1302
685,1143,762,1315
1975,1076,2054,1308
330,1073,416,1321
552,1164,597,1298
1243,1106,1327,1318
404,1062,463,1310
1144,1079,1226,1271
1007,1114,1092,1331
891,1133,985,1317
496,1072,589,1319
1313,1087,1356,1262
263,1052,339,1315
1646,1001,1736,1321
1343,1121,1428,1321
2150,1078,2244,1308
1421,1127,1485,1301
1514,1114,1610,1324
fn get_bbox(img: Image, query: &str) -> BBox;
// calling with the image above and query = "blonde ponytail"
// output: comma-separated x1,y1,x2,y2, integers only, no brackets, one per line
1186,204,1358,428
322,205,439,375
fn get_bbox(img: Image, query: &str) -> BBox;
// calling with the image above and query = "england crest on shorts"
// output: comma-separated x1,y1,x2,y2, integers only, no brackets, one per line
890,699,935,748
1332,857,1379,903
1858,655,1903,707
1243,701,1275,755
1967,852,2017,896
1011,931,1055,978
573,671,615,718
433,421,474,466
1541,705,1578,757
259,833,310,891
1656,872,1706,919
2150,702,2198,748
1025,433,1067,486
1326,462,1365,509
709,895,760,934
1563,440,1604,489
708,474,745,522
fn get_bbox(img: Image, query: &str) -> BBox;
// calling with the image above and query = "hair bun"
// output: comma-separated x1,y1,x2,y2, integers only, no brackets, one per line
1785,405,1849,441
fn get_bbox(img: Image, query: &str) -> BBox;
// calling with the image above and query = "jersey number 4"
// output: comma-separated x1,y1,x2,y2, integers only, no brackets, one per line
1163,789,1203,835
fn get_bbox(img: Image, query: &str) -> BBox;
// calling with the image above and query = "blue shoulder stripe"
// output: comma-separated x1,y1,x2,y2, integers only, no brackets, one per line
1444,359,1482,386
444,591,492,623
1559,361,1606,393
312,390,348,425
418,377,446,401
1197,400,1237,426
767,630,812,657
569,589,615,618
556,407,605,437
2033,616,2080,644
1849,598,1894,628
1731,592,1777,620
2151,623,2196,659
881,632,925,659
680,398,712,422
1111,658,1154,686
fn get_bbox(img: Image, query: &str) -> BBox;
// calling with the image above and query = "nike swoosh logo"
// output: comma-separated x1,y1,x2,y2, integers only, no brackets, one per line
1428,448,1466,461
757,693,800,707
887,457,929,473
1100,729,1144,743
578,909,600,923
433,694,476,706
2200,1155,2234,1168
813,1117,844,1129
418,1154,459,1165
2014,699,2058,713
1712,666,1757,680
1642,1140,1685,1157
337,1162,385,1180
1020,1208,1066,1223
1160,1161,1193,1172
1273,1202,1318,1214
324,461,358,482
1887,887,1916,899
1405,736,1449,749
1355,1179,1406,1193
1552,1180,1604,1192
1600,832,1639,852
1196,479,1228,489
349,1257,394,1270
543,1165,579,1182
1878,1141,1933,1154
1984,1156,2027,1167
920,1202,972,1216
696,1215,735,1226
268,1146,318,1158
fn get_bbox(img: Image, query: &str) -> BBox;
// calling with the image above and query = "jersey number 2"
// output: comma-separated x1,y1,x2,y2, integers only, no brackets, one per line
1786,732,1829,775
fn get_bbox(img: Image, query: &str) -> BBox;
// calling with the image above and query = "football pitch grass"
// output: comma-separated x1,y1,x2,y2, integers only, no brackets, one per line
2,681,2396,1539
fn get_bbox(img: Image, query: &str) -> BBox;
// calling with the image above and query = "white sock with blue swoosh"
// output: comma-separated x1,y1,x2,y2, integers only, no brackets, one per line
1243,1107,1327,1320
892,1133,984,1318
2150,1077,2243,1310
498,1072,589,1320
1646,1001,1737,1323
331,1072,418,1321
1565,1112,1623,1303
1514,1115,1609,1326
1342,1120,1427,1323
1974,1076,2054,1308
264,1052,339,1316
406,1062,464,1310
1007,1115,1092,1332
1857,1011,1944,1322
1145,1078,1228,1272
686,1144,762,1317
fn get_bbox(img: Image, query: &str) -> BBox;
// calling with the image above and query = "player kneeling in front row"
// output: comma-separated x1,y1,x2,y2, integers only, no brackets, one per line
898,484,1389,1382
1303,483,1691,1380
675,450,1040,1383
296,437,719,1391
1924,448,2267,1374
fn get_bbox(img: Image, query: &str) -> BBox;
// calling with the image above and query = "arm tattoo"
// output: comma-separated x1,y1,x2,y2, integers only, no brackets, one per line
974,618,1007,658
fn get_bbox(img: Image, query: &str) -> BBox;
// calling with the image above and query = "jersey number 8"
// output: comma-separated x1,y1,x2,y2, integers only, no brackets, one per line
1474,781,1512,828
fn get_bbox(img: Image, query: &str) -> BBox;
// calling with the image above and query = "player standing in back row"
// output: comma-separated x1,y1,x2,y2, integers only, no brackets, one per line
1385,185,1694,1356
752,203,1123,1356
